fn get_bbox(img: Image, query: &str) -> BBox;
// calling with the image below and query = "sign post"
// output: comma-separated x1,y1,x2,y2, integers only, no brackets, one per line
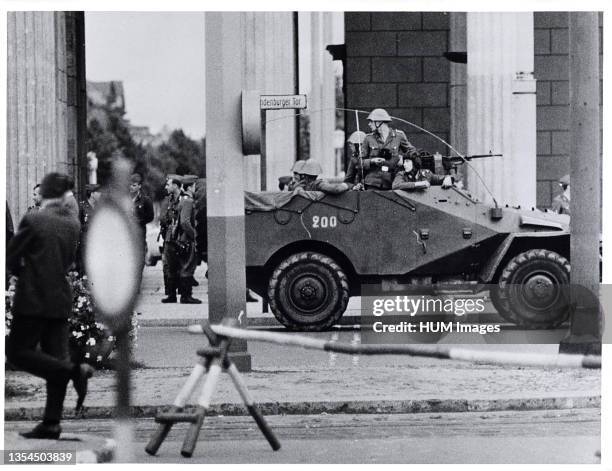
85,158,143,462
259,94,307,190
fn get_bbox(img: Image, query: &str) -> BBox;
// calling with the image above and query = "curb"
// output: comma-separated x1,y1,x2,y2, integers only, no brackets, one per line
5,395,600,421
139,313,507,328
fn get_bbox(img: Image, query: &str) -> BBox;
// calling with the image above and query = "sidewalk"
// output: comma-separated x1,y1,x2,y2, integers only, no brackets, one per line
135,264,504,327
4,264,601,422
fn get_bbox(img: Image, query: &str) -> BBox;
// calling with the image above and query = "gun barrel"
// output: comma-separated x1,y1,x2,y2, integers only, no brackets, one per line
464,153,503,160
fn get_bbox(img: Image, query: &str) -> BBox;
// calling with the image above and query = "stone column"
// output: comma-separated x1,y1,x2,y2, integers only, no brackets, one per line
559,12,601,354
466,12,537,208
309,12,323,164
449,12,468,183
205,12,251,371
7,11,85,221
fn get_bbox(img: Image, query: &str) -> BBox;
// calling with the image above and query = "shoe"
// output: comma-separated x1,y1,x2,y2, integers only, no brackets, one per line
20,422,61,440
180,296,202,304
190,277,199,287
161,296,177,303
73,363,95,414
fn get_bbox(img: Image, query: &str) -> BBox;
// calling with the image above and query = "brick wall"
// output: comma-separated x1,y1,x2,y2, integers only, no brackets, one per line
534,12,603,207
344,12,451,155
344,12,602,208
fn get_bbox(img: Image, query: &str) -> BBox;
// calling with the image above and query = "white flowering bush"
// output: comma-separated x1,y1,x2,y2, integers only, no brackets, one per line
5,272,139,368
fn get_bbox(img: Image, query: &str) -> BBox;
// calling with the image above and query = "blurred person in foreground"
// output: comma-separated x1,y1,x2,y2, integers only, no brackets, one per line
6,172,94,439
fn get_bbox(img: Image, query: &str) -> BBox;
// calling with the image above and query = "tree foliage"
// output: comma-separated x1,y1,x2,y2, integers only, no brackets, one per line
86,90,205,202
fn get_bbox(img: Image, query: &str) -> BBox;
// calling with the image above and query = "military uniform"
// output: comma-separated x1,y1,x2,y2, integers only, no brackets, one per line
177,186,199,302
551,193,570,215
160,191,182,302
132,191,154,255
392,168,448,190
359,128,416,189
295,178,350,195
175,175,201,303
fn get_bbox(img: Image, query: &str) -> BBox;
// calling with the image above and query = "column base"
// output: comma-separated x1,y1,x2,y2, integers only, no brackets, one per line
558,334,601,355
228,351,252,372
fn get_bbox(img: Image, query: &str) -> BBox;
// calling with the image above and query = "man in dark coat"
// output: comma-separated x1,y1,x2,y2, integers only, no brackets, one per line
6,172,95,439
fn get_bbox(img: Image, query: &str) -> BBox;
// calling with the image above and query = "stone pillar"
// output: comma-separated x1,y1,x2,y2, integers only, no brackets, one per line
466,13,537,208
559,13,601,355
205,12,251,371
449,13,468,183
309,12,323,164
449,13,468,184
320,12,336,177
242,12,297,191
7,12,85,221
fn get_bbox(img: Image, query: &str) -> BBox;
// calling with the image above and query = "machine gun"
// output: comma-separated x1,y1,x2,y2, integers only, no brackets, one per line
415,151,502,175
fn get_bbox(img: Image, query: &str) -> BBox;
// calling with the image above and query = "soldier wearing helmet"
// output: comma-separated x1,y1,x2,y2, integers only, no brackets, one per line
344,131,367,187
294,159,350,195
551,174,570,215
358,108,417,190
392,155,453,191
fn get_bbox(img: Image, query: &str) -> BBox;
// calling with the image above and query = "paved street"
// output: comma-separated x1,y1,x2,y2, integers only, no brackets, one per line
9,409,601,463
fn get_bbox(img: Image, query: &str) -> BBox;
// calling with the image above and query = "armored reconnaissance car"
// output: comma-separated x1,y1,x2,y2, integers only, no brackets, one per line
241,112,570,331
244,186,570,331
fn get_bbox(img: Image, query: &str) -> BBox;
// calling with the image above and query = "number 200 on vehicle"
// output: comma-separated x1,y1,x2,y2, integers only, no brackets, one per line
312,215,337,228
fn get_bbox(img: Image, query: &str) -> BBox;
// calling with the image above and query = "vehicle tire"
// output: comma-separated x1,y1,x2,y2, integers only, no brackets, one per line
496,249,570,329
489,286,520,324
268,252,349,331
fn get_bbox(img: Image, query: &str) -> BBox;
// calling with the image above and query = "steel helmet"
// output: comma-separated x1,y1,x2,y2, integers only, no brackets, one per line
367,108,392,122
299,159,323,177
559,174,570,186
291,160,306,173
347,130,367,144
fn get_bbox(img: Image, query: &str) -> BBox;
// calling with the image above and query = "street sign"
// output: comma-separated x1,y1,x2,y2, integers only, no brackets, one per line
260,94,307,110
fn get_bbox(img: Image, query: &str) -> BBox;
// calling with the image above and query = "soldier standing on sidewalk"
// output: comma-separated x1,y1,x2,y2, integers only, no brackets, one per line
6,172,94,439
176,175,202,304
160,175,182,303
129,172,154,261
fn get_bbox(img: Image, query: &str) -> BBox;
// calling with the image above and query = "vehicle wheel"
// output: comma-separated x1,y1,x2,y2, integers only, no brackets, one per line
497,249,570,328
268,252,349,331
489,286,520,324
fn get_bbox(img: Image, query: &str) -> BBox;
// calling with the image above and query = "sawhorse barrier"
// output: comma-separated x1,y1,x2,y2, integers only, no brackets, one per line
147,318,601,458
145,322,280,458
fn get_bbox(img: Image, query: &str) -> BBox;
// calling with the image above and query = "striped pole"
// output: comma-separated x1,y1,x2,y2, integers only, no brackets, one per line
210,324,601,370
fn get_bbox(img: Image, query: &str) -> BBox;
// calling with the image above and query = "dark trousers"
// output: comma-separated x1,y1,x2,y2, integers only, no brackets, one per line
6,316,74,423
163,243,181,297
179,242,198,297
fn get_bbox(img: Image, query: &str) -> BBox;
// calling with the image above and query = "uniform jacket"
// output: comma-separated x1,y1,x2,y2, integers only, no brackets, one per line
359,128,416,189
178,193,196,243
7,202,80,319
132,191,154,231
160,193,179,242
392,169,447,191
551,193,570,215
295,179,349,195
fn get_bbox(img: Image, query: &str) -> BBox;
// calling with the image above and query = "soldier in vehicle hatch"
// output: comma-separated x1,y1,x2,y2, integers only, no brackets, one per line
293,159,350,195
344,130,367,188
392,154,453,191
551,174,570,215
356,108,417,190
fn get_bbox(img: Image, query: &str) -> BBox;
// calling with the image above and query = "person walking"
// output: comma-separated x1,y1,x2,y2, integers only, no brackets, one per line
6,172,94,439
